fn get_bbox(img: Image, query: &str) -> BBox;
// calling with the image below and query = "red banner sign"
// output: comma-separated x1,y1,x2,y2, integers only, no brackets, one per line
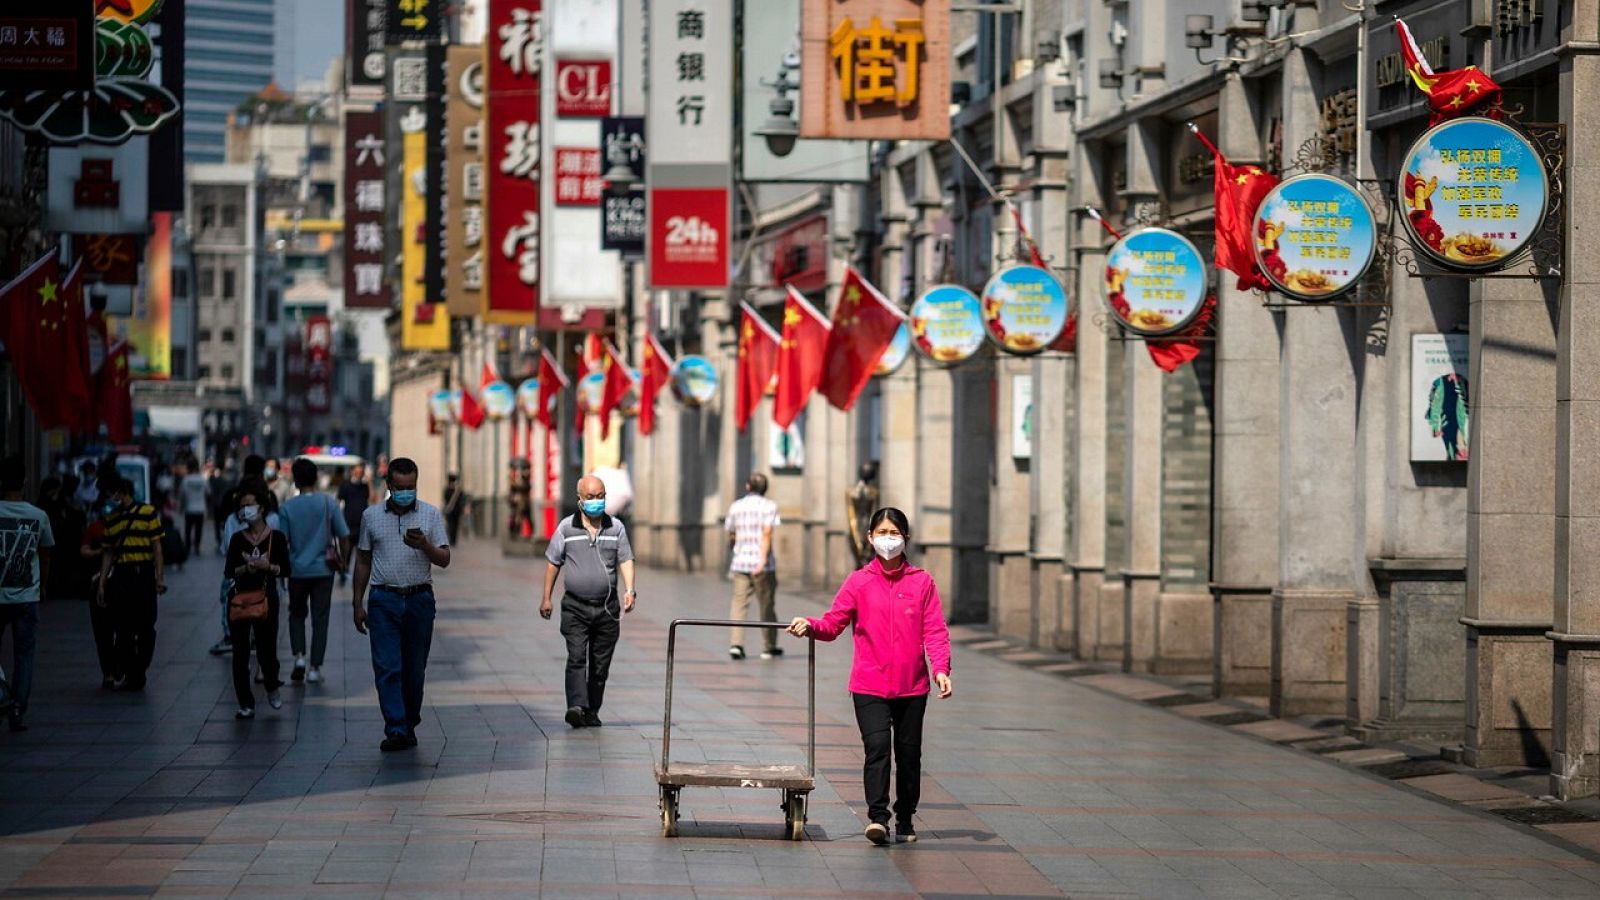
484,0,542,324
554,58,610,117
648,187,730,289
306,315,333,415
554,147,601,206
72,233,139,284
342,109,389,309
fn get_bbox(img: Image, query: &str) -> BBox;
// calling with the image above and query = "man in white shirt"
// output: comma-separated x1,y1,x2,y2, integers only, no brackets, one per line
724,473,781,660
0,457,52,731
179,464,209,555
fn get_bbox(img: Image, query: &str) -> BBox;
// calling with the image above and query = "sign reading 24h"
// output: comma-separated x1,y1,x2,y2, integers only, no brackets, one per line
1398,116,1548,271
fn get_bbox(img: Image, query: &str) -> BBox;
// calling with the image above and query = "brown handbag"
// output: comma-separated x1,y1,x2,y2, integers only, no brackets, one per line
228,533,273,623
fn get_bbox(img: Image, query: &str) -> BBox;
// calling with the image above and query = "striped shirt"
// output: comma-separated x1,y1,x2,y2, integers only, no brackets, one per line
724,493,779,574
357,500,448,588
104,503,164,564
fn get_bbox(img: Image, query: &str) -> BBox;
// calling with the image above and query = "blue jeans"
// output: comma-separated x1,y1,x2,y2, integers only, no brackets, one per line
367,587,435,738
0,602,38,716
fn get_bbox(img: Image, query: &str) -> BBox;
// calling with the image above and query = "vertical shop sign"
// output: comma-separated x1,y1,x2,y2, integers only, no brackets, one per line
600,115,645,254
125,211,172,379
445,46,484,317
484,0,543,324
306,316,334,415
346,0,387,89
343,109,389,309
646,0,731,289
401,126,451,349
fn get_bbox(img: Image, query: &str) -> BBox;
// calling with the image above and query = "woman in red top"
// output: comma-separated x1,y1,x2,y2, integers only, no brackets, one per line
788,507,953,845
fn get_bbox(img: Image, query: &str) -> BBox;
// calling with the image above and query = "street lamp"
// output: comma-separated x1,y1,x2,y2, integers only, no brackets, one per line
755,46,802,158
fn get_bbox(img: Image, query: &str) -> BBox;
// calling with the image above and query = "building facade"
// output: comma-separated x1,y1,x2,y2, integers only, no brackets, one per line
184,0,277,163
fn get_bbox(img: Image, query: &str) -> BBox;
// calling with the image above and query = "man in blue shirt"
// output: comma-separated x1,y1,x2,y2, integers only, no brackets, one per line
280,459,350,684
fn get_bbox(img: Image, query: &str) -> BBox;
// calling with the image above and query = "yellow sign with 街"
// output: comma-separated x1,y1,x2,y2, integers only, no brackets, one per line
401,129,451,351
801,0,949,141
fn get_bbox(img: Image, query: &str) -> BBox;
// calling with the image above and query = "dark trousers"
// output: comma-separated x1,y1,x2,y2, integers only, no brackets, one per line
0,602,38,716
184,513,205,555
90,595,117,680
211,512,225,550
559,592,619,713
229,596,282,709
367,587,435,738
107,564,158,688
852,692,928,827
287,576,334,667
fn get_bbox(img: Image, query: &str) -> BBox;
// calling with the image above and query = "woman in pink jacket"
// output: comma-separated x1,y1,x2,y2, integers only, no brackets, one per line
788,507,952,845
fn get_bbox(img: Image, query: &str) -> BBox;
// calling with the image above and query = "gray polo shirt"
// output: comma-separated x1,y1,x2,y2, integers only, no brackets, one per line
546,513,633,600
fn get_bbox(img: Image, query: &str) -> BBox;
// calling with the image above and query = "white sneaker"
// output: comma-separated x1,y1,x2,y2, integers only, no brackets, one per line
291,655,307,681
865,823,889,845
267,691,283,710
305,667,323,684
235,707,254,719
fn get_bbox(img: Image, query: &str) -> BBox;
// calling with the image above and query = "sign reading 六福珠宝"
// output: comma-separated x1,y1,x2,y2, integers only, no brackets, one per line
1252,173,1377,301
1398,116,1547,272
800,0,950,141
342,110,389,310
1103,228,1208,336
647,0,731,289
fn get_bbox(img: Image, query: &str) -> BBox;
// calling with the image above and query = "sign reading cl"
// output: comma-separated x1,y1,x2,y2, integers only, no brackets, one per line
555,59,611,117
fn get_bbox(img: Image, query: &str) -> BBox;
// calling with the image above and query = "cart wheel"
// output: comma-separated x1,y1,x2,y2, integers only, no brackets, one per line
660,789,679,838
784,792,807,841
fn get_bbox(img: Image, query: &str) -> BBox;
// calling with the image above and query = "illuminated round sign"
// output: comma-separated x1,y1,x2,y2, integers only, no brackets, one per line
429,390,454,423
577,371,605,414
516,378,541,417
1253,174,1378,301
447,389,464,422
1398,116,1547,271
621,369,642,417
671,355,719,407
909,285,985,364
1103,227,1208,336
980,265,1069,355
874,323,911,376
481,381,515,420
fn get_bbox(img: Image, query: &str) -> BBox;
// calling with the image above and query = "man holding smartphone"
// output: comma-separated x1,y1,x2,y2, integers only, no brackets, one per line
350,458,451,751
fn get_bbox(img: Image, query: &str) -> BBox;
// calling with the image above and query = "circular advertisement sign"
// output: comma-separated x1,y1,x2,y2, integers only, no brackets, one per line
1253,173,1378,301
622,369,642,417
671,355,719,407
481,381,515,420
909,285,985,364
1104,227,1208,336
577,371,605,414
429,389,454,423
1398,116,1547,271
874,323,912,376
980,265,1069,355
447,389,464,421
516,378,541,417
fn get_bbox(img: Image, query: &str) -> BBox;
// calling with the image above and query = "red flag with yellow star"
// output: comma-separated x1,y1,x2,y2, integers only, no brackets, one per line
1397,17,1502,123
1190,125,1279,293
736,302,780,433
536,348,569,431
0,251,95,432
596,340,635,440
773,286,830,429
638,332,673,436
818,266,906,412
98,340,134,443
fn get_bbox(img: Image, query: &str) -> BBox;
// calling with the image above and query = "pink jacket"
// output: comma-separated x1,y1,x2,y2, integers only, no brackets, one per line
806,558,952,699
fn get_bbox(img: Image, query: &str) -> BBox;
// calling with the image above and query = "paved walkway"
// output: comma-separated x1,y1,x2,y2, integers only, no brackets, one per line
3,540,1600,898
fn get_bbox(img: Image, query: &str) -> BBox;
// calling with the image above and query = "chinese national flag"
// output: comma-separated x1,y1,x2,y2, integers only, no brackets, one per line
480,360,499,391
638,332,673,436
0,252,95,432
736,301,780,433
596,340,634,440
98,340,134,443
459,386,486,430
1397,17,1502,122
772,286,831,429
1190,126,1279,293
818,266,905,412
1146,295,1217,374
536,348,568,430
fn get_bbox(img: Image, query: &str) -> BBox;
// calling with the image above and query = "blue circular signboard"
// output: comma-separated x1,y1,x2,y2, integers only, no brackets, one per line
1398,116,1548,271
1253,173,1378,301
516,378,541,417
429,389,453,423
909,284,985,364
874,323,912,376
980,264,1069,355
1103,227,1208,336
671,355,719,407
481,381,515,420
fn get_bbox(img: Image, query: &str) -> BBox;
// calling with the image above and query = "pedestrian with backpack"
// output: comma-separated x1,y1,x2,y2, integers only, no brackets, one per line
280,458,350,684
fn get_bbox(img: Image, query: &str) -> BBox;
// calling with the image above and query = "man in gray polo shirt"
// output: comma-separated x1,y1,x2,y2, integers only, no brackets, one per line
541,475,636,728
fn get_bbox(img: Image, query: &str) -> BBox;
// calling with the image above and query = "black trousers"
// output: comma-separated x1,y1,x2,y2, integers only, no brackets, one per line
184,514,205,555
90,592,118,680
107,564,158,688
559,592,619,712
852,692,928,827
230,595,282,709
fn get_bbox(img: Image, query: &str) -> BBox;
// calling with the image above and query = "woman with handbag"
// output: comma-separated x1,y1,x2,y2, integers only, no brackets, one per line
224,482,290,719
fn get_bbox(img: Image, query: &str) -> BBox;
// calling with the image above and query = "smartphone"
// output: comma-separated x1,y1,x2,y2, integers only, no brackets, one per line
406,527,423,539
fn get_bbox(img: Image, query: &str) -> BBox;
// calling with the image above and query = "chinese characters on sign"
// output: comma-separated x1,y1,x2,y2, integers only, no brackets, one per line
485,0,543,324
555,58,610,117
445,47,484,317
554,147,601,205
385,0,440,43
0,9,93,92
800,0,950,140
1253,174,1378,301
346,0,387,88
71,233,139,284
305,316,334,415
342,110,390,310
1103,228,1209,336
1398,116,1548,271
980,266,1069,355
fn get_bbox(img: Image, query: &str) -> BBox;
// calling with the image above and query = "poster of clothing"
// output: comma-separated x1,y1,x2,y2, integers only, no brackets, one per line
1411,334,1470,462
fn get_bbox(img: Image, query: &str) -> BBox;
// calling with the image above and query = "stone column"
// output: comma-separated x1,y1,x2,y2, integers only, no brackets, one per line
1550,32,1600,796
1069,166,1113,660
909,150,959,597
1272,48,1356,716
823,183,862,585
1211,74,1280,698
877,161,918,516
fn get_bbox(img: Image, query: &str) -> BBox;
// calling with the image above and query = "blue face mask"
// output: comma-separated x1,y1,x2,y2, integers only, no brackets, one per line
580,498,607,517
390,489,417,507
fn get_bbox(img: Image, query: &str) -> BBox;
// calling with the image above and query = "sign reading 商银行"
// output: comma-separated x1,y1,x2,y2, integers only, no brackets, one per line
1397,116,1547,272
799,0,950,141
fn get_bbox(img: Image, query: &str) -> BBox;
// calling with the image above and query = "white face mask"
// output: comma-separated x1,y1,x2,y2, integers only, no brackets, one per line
872,535,906,560
239,504,261,523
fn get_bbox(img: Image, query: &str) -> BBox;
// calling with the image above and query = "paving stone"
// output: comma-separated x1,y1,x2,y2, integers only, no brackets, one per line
1326,748,1411,766
1228,719,1329,744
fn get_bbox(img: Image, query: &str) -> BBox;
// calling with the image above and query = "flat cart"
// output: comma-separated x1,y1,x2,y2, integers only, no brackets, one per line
656,618,815,840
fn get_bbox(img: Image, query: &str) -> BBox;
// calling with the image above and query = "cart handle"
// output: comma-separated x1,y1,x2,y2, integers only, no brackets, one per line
660,619,816,781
